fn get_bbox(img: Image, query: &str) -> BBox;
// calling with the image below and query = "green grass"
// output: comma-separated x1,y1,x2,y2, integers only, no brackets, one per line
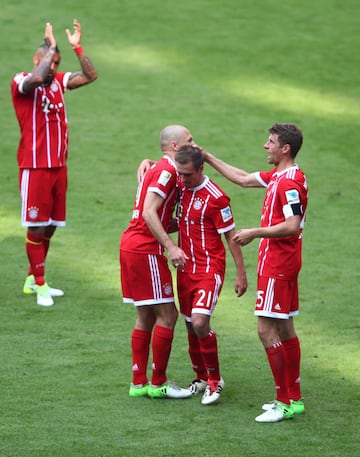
1,0,359,456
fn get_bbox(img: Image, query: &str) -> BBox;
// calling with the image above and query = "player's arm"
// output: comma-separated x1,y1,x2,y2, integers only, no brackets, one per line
224,228,248,297
22,22,58,92
137,159,156,184
233,215,302,247
203,150,260,188
65,19,98,89
167,217,179,234
143,191,186,268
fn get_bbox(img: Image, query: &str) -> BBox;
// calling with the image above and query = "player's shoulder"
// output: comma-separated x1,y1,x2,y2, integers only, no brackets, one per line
146,157,177,187
158,155,176,168
278,167,307,194
205,178,230,202
284,165,306,183
12,72,28,84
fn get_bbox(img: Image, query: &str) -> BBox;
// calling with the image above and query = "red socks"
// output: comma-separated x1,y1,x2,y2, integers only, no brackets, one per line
187,333,208,381
283,336,302,401
26,231,53,284
198,330,220,381
131,328,151,386
151,325,174,386
265,342,290,405
26,231,45,285
265,337,302,404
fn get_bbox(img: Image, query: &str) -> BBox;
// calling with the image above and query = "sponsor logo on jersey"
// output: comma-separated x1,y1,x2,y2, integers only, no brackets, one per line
285,189,300,204
158,170,172,187
220,206,232,222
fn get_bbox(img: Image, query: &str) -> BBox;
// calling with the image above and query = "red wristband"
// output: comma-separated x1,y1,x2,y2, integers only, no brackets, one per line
73,46,83,55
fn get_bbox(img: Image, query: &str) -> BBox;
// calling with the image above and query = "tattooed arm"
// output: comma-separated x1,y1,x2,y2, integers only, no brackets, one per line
22,22,59,92
65,19,98,89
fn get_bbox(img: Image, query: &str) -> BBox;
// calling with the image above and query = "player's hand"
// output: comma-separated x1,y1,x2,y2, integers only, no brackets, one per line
193,144,209,161
167,245,188,270
234,273,248,297
66,19,82,48
137,159,155,183
233,229,255,247
44,22,56,48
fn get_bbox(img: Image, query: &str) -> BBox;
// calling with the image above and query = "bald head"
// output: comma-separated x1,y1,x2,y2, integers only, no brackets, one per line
160,125,193,153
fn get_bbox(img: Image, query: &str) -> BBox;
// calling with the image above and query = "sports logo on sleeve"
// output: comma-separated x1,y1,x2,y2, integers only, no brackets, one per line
283,189,302,217
158,170,172,186
220,206,232,223
285,189,300,204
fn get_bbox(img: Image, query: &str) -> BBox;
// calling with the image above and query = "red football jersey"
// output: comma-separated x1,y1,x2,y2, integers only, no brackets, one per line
177,176,235,275
11,72,70,169
255,165,308,279
121,156,179,255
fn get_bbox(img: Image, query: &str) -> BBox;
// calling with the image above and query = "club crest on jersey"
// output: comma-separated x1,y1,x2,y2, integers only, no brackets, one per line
221,206,232,222
28,206,39,219
193,197,204,210
50,83,59,92
158,170,172,186
285,189,300,204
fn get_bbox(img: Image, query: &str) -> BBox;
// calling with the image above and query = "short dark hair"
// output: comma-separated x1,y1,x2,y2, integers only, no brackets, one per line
39,41,60,53
175,145,204,170
269,123,303,158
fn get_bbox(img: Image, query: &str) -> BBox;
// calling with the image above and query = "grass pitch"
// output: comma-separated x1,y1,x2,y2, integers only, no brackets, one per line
0,0,359,456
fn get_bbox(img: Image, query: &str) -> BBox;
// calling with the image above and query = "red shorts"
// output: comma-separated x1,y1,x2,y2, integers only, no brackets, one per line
254,275,299,319
177,271,224,322
19,167,67,227
120,250,175,306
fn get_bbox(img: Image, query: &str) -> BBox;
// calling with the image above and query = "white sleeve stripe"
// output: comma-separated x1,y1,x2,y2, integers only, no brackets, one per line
255,171,267,188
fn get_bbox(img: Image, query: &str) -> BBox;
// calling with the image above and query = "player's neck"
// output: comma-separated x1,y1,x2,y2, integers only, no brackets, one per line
163,152,175,161
276,158,295,172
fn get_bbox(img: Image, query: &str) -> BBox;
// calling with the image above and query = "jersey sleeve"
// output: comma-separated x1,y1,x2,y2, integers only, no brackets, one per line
257,169,277,187
11,72,29,95
278,179,305,219
212,195,235,234
147,163,177,200
54,72,71,91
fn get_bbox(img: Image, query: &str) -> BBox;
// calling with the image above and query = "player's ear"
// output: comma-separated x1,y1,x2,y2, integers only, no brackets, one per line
282,143,291,154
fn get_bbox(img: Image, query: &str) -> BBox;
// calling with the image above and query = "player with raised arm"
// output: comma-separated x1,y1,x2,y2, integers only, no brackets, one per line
11,20,97,306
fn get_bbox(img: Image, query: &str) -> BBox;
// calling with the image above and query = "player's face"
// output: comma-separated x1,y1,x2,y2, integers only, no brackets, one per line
177,162,204,188
264,133,285,166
